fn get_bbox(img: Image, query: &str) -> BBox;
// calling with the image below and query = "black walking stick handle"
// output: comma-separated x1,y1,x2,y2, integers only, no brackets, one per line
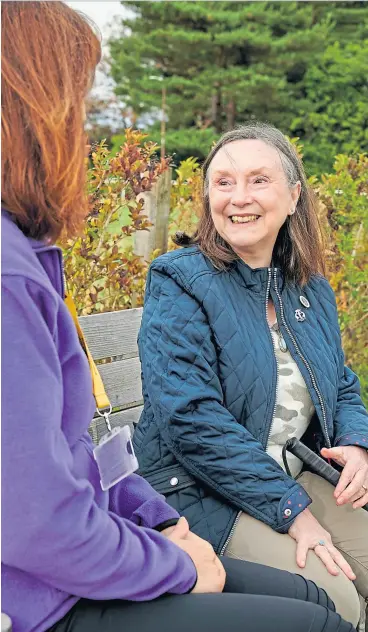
285,438,368,511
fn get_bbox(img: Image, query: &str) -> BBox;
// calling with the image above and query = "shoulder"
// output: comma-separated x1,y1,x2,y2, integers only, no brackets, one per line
2,212,59,326
2,211,55,294
149,246,219,288
151,245,216,275
2,274,59,345
307,275,336,305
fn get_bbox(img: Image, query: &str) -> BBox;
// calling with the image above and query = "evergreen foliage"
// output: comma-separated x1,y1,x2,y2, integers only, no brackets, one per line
109,1,368,172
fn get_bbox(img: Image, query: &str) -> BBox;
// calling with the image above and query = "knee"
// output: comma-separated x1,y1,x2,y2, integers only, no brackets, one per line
296,574,335,611
323,575,360,627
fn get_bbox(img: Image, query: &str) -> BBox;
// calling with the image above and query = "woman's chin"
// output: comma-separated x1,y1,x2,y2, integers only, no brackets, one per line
225,232,265,252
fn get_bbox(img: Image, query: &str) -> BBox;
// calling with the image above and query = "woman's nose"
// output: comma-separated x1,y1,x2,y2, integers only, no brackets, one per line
231,184,253,207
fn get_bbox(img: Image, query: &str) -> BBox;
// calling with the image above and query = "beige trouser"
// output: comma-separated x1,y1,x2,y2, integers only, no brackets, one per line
224,472,368,626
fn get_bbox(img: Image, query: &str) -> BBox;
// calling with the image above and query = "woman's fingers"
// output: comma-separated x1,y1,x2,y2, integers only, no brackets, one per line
295,537,356,580
353,490,368,510
349,486,367,504
295,540,309,569
334,461,355,499
336,468,366,505
314,544,340,576
325,544,356,580
321,446,345,467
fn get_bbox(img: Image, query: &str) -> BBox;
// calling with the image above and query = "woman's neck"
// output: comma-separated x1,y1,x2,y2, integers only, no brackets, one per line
233,248,272,270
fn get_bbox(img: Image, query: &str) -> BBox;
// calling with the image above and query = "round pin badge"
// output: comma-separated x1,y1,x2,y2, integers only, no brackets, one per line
295,309,306,322
299,296,310,308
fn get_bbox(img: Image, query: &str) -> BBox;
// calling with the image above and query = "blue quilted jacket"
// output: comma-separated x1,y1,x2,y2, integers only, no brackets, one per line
134,246,368,554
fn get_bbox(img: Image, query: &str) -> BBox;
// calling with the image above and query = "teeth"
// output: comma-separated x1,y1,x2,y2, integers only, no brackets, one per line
231,215,259,223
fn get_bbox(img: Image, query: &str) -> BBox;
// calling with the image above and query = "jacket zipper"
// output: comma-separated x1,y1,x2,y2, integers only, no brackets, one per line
272,269,331,448
219,510,242,555
265,268,280,450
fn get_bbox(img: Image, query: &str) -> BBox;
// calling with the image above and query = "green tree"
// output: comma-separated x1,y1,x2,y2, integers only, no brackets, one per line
109,1,368,171
291,40,368,175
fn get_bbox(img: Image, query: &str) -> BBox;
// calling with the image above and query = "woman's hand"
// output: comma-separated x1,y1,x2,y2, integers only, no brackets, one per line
164,517,226,593
321,445,368,509
288,508,356,580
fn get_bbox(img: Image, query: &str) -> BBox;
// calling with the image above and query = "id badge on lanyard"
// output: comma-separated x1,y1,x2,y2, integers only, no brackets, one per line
94,424,139,491
65,293,139,491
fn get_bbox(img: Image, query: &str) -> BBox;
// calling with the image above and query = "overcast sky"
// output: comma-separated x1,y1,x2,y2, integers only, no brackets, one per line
67,2,128,40
67,2,131,99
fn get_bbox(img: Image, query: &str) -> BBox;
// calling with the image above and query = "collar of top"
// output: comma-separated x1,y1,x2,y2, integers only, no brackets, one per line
232,258,284,292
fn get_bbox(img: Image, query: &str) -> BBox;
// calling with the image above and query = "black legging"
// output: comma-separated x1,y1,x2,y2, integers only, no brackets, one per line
49,558,355,632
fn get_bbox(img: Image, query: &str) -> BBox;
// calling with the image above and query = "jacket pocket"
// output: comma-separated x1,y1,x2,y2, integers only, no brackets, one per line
142,463,196,494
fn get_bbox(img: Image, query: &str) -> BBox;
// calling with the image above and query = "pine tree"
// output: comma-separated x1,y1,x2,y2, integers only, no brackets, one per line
109,1,368,171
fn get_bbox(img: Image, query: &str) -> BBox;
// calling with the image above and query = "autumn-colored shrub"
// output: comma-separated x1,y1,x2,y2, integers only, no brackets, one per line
168,157,201,248
61,129,170,314
315,154,367,402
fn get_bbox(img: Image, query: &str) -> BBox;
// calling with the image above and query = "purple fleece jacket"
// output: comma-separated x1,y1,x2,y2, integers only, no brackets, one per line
1,211,196,632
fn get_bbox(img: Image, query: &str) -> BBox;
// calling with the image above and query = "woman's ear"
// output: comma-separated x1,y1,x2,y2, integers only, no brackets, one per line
291,181,301,211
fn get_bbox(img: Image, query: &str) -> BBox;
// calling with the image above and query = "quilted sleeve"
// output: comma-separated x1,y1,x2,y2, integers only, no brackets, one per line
317,278,368,448
139,262,311,533
334,362,368,449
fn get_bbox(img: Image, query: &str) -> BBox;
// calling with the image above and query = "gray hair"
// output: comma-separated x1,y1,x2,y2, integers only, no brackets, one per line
204,122,304,196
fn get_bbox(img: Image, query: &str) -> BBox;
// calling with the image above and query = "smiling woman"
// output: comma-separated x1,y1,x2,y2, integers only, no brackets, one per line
174,123,325,285
135,122,368,627
207,139,301,269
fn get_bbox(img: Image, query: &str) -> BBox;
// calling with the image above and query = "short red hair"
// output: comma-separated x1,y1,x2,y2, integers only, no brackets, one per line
1,1,101,242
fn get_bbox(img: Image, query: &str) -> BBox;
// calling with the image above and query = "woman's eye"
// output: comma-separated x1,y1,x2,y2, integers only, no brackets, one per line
254,177,268,184
217,178,232,188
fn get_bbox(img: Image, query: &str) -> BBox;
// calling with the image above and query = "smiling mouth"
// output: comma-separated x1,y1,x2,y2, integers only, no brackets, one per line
230,214,260,224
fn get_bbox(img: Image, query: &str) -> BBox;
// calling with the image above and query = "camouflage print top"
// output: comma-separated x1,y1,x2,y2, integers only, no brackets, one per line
267,322,315,478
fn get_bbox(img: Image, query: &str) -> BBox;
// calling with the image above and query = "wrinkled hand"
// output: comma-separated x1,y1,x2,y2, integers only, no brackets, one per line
321,445,368,509
288,508,356,580
164,517,226,593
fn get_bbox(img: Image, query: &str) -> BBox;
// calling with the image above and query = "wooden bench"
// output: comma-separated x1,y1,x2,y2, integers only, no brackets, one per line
79,307,143,443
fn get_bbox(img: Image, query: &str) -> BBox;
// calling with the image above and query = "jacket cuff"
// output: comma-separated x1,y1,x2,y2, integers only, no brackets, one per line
154,518,180,532
334,433,368,450
275,485,312,534
131,495,180,530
